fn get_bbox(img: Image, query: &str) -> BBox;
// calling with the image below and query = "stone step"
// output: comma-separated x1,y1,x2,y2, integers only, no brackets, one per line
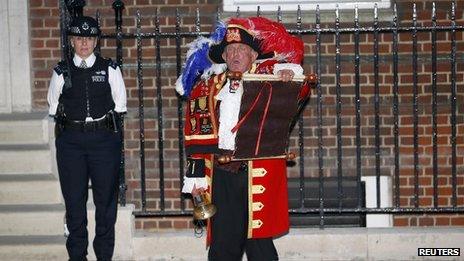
0,205,135,261
0,144,52,174
0,174,62,205
132,227,464,261
0,235,67,261
0,204,65,236
0,112,49,145
133,230,207,261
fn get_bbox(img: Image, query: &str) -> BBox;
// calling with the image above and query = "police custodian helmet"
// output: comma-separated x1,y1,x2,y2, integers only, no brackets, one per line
68,16,100,37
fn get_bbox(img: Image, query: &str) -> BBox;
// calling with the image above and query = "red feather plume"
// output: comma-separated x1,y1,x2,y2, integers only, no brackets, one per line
228,17,304,64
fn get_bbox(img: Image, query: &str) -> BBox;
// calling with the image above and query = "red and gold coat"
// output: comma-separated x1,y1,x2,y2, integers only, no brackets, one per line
184,62,309,241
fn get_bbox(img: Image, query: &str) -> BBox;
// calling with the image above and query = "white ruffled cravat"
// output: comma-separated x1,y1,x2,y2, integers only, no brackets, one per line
215,79,243,151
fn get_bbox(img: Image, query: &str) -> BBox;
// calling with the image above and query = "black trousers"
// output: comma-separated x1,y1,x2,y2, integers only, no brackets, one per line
208,167,278,261
56,129,121,261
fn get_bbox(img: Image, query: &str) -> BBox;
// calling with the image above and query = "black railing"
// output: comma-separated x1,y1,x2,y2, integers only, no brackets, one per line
59,1,464,227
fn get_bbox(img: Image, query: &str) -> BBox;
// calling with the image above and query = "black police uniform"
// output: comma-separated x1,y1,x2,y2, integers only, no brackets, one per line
48,16,126,261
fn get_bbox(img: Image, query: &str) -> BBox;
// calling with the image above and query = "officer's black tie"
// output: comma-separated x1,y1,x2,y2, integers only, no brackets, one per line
79,60,87,69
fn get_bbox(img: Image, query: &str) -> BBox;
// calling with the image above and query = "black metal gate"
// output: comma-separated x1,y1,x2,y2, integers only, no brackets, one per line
59,0,464,228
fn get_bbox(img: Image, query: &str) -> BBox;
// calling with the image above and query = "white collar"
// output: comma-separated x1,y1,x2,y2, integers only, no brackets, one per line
73,53,96,68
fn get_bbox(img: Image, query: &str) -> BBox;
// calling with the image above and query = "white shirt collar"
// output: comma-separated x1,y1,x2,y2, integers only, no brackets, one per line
73,53,96,68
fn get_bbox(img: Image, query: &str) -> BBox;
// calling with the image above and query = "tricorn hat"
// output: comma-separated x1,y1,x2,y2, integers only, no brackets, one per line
209,17,304,65
208,25,273,64
68,16,100,37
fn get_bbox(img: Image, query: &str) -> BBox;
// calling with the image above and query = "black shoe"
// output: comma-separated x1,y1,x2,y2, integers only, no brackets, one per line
68,257,87,261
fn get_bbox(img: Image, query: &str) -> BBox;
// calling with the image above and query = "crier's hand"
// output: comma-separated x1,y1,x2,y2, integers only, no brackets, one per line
277,69,295,82
191,185,205,196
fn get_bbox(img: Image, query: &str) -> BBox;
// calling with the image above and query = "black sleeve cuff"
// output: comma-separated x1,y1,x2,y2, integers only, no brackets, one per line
186,158,205,178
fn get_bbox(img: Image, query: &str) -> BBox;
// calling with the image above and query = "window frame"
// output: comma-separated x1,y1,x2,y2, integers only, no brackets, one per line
223,0,392,12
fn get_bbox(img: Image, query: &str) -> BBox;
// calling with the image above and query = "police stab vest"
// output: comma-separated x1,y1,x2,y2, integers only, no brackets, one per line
59,56,115,121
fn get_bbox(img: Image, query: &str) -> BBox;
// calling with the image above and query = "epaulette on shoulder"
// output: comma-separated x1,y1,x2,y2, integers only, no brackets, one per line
54,61,67,76
99,56,119,70
213,72,226,84
212,73,227,91
108,58,119,70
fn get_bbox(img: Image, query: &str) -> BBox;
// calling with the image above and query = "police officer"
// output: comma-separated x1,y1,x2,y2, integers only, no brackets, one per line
47,16,127,261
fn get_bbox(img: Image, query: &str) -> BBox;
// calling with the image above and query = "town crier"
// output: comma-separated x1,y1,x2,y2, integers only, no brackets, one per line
176,16,309,261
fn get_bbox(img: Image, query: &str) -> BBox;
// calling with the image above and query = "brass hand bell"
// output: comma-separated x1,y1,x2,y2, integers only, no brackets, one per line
192,192,217,221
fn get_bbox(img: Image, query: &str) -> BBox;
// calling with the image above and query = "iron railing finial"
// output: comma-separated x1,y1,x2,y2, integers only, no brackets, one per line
66,0,86,18
112,0,125,29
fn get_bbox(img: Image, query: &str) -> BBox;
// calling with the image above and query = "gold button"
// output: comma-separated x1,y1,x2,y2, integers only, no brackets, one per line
252,202,264,211
251,168,267,177
252,185,265,194
252,219,263,229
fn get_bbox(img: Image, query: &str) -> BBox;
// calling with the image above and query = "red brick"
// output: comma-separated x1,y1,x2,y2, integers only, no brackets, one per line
451,217,464,226
28,1,464,230
435,217,451,226
32,50,51,58
418,217,434,226
394,218,409,226
44,0,58,7
45,39,59,48
30,8,52,17
173,220,189,229
31,40,45,48
142,220,158,229
31,29,51,38
158,220,172,228
44,18,59,28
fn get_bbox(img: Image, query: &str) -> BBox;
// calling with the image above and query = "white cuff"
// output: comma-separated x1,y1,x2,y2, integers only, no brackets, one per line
273,63,304,76
114,104,127,113
48,103,58,116
181,177,208,193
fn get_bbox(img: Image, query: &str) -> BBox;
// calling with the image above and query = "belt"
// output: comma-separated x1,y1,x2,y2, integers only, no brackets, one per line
64,117,108,132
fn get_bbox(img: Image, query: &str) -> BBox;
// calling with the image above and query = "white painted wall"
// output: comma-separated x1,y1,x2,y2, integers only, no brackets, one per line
0,0,32,113
362,176,393,227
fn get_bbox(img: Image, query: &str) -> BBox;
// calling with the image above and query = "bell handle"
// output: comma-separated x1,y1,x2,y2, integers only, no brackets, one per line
217,155,232,164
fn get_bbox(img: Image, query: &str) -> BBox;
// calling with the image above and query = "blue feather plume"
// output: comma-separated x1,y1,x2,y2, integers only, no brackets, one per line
180,42,211,96
176,21,227,97
210,20,227,42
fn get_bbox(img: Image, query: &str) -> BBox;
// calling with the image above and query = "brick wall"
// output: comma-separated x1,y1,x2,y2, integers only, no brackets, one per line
30,0,464,229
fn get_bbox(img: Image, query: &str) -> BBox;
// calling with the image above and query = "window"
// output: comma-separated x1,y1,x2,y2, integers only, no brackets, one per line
223,0,392,12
